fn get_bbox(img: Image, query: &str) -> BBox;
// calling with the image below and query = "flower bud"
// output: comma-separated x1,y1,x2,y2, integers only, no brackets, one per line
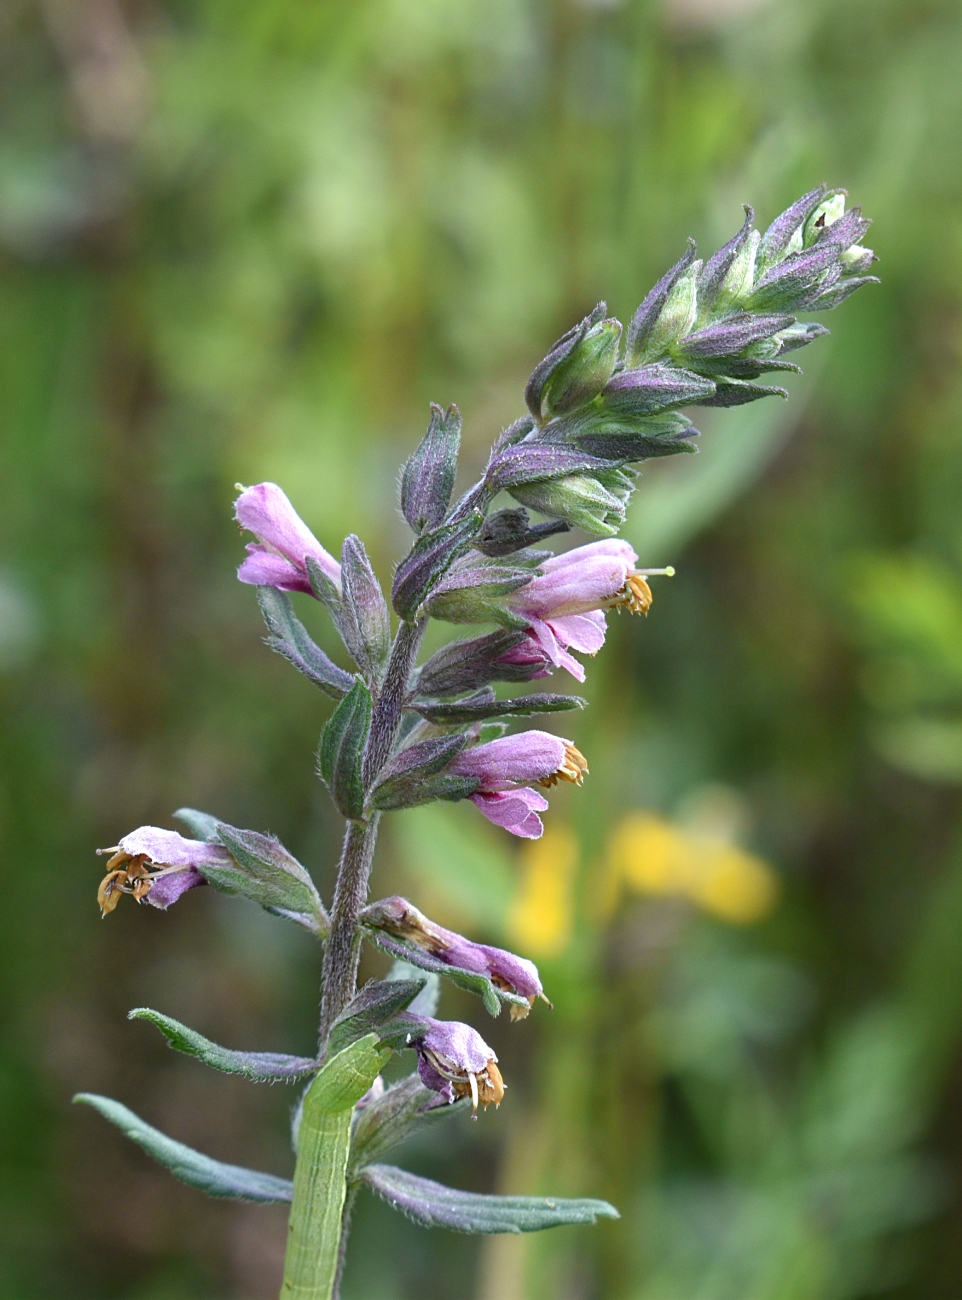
416,630,552,697
508,472,629,538
803,192,846,246
626,240,698,365
640,260,701,359
538,318,622,421
600,365,715,416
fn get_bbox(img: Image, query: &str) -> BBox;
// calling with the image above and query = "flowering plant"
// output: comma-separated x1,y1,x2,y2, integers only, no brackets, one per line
76,187,875,1299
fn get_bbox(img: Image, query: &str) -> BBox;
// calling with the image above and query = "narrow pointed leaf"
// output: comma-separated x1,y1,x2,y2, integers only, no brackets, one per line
173,807,220,840
73,1094,293,1202
318,678,372,819
697,377,789,408
128,1008,317,1081
412,694,585,725
359,1164,619,1233
202,823,327,934
327,980,427,1057
256,587,354,698
392,512,483,621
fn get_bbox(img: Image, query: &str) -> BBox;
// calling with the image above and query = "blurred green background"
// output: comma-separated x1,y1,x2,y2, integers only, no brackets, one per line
4,0,962,1296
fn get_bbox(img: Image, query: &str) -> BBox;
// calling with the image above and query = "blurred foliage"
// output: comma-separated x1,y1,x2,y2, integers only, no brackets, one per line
3,0,962,1298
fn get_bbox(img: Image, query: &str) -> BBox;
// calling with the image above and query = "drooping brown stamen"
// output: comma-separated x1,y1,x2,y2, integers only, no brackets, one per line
425,1046,506,1115
538,742,589,789
95,851,153,916
451,1059,505,1113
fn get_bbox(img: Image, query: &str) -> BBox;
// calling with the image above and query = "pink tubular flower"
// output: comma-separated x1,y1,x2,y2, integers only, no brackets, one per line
506,540,673,682
363,896,546,1018
96,827,231,916
410,1016,504,1112
449,731,588,839
234,482,341,595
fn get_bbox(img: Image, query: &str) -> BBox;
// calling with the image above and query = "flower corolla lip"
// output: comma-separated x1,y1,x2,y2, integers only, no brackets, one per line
449,731,588,839
96,827,231,916
365,896,545,1016
469,788,550,839
234,483,341,595
410,1016,504,1112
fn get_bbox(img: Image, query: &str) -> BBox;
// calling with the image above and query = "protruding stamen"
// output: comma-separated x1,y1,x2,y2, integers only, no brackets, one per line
604,565,675,616
538,742,589,788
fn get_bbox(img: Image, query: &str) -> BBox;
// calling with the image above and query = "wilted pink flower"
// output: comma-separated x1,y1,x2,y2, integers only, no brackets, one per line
506,540,672,681
449,730,588,839
96,827,230,916
410,1016,504,1112
363,896,546,1018
235,483,341,595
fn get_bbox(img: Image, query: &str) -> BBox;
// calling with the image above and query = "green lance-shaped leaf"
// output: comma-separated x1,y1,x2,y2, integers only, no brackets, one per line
205,823,328,935
73,1094,293,1202
256,587,354,699
172,809,328,934
318,678,372,819
281,1034,389,1300
349,1073,470,1174
129,1008,318,1082
326,980,427,1057
358,1164,619,1234
412,693,586,726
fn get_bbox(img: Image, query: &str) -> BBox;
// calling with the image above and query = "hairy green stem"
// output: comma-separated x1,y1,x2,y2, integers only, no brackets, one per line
289,617,430,1298
317,815,381,1048
364,617,426,781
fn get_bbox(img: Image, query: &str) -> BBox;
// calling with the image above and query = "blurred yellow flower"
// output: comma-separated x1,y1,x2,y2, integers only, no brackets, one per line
508,825,579,957
604,812,779,925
